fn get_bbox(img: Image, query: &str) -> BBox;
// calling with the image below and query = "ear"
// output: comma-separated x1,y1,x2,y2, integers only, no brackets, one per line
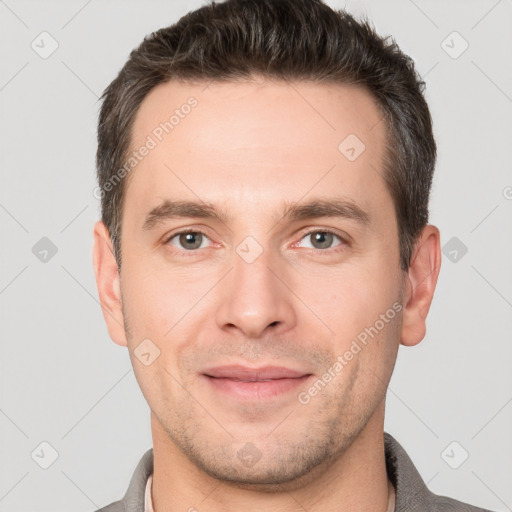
400,225,442,347
92,221,128,347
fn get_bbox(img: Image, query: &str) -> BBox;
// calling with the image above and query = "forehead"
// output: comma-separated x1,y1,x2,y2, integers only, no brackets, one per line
131,77,385,154
125,78,389,222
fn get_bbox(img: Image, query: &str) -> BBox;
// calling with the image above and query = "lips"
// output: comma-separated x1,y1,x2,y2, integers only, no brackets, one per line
201,365,313,400
202,365,309,381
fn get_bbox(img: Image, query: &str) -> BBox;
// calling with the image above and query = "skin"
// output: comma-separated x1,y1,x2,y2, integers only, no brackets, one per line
93,77,441,511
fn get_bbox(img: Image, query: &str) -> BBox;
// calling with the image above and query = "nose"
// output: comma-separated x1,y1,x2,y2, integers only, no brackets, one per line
214,245,297,339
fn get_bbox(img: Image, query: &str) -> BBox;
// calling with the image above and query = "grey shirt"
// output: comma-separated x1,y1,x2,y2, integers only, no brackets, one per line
94,432,494,512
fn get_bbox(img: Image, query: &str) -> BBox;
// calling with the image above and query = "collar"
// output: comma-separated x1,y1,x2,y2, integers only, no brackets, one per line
144,473,154,512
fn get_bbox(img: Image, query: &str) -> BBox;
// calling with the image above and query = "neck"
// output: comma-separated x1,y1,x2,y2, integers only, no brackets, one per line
150,402,391,512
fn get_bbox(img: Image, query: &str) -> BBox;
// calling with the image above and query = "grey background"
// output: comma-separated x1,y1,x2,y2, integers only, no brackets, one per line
0,0,511,511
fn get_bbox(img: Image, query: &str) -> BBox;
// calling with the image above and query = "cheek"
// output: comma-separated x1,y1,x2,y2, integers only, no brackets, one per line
291,263,390,331
120,270,176,349
120,261,218,378
291,263,402,377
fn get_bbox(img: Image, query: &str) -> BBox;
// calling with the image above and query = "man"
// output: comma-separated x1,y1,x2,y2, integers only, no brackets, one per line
91,0,493,510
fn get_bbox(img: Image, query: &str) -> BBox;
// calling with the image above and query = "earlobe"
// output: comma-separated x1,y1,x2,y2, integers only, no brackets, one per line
92,221,128,347
400,225,442,347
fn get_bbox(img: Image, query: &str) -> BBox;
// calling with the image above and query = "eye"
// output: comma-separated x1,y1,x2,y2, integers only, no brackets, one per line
166,230,212,251
297,230,345,251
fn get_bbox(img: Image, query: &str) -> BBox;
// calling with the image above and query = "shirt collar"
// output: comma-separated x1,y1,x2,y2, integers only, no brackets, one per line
144,472,154,512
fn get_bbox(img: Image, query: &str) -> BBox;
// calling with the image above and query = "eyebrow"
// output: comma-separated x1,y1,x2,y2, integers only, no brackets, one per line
142,198,371,231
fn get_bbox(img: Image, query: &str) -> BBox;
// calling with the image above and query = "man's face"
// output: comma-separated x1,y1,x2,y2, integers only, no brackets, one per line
118,78,404,486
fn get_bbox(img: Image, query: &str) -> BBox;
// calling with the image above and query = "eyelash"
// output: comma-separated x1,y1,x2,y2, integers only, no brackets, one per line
164,228,348,256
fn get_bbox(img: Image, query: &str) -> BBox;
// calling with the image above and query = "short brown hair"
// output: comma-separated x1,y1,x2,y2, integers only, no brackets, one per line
96,0,436,271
